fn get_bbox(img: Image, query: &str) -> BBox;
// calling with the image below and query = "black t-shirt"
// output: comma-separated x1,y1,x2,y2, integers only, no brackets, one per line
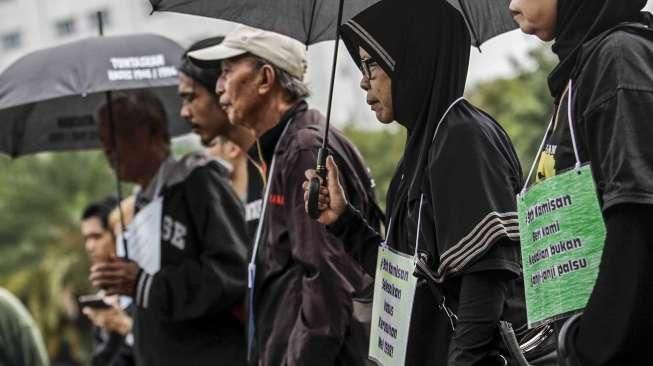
537,27,653,211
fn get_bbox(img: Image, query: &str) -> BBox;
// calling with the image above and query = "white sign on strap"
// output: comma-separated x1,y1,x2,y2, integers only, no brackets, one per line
368,246,418,365
368,195,424,366
116,197,163,275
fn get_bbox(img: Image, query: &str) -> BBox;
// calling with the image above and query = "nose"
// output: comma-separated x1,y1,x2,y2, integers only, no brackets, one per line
180,104,191,119
508,0,518,13
85,239,95,255
216,75,225,96
359,75,371,91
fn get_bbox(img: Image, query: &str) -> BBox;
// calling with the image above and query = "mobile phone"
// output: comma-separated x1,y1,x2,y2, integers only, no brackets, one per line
78,294,111,309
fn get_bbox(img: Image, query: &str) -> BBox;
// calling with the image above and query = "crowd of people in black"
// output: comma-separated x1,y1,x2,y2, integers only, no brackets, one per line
57,0,653,365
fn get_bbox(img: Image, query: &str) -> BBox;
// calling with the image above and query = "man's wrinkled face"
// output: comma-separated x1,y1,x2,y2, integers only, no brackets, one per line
178,73,230,146
216,56,261,130
358,47,394,124
81,217,115,264
509,0,558,41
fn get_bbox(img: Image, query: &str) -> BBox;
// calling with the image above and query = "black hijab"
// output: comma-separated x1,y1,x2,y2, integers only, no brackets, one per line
341,0,470,244
549,0,647,97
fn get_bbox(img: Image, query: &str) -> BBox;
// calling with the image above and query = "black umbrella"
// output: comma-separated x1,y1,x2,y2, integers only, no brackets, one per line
148,0,516,218
447,0,518,48
0,33,189,157
0,24,190,256
149,0,379,45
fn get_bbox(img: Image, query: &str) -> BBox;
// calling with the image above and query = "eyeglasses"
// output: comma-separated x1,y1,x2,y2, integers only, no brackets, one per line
361,58,379,80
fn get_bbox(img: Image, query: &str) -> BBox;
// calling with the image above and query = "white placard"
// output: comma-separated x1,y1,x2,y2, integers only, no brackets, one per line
116,197,163,275
368,246,418,366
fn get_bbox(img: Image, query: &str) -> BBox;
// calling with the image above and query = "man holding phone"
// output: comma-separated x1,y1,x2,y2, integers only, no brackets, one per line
80,197,134,366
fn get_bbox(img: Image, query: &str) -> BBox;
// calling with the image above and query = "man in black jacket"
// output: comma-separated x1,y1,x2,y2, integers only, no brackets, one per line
189,25,381,366
91,90,249,365
510,1,653,365
178,37,263,236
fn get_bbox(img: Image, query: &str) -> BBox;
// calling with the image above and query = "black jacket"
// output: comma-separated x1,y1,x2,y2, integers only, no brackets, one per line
250,102,380,366
539,22,653,211
132,153,249,366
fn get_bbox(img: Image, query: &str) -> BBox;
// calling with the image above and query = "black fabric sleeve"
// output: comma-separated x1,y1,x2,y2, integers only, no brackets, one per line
448,270,510,366
575,203,653,365
582,89,653,211
427,112,521,281
137,166,248,322
327,203,383,276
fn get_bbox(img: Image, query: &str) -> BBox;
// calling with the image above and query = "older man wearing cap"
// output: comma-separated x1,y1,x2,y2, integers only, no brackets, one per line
189,25,382,366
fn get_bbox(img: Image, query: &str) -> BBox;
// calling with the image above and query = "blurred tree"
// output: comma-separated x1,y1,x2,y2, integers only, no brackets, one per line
468,46,557,171
0,151,117,364
342,125,406,210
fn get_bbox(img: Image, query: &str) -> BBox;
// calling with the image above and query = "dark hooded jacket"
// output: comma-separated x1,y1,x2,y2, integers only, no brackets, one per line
131,153,249,366
534,1,653,365
250,101,381,366
330,0,526,364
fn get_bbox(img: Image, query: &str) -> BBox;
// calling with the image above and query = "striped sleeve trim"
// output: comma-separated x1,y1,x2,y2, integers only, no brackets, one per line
344,20,396,71
135,271,154,309
436,211,519,279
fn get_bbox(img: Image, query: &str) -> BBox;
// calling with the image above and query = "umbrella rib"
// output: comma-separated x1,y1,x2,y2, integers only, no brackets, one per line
305,0,319,45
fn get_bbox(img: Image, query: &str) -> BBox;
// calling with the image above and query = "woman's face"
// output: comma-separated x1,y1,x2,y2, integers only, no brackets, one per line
358,47,394,124
509,0,558,41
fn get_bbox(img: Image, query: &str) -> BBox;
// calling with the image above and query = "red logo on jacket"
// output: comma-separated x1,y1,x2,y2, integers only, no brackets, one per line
269,194,285,206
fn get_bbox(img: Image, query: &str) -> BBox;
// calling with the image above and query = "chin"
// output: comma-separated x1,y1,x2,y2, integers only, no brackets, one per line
375,112,393,124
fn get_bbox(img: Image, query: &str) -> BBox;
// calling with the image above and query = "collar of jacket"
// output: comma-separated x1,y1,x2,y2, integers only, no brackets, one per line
258,100,308,165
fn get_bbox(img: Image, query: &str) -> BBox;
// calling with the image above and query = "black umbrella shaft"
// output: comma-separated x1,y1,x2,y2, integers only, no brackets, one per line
307,0,345,220
105,90,130,259
322,0,345,150
97,11,104,36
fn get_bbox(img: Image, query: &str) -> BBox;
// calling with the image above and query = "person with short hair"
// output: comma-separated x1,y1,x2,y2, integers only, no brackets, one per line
178,37,262,233
80,196,135,366
189,25,382,366
91,90,249,366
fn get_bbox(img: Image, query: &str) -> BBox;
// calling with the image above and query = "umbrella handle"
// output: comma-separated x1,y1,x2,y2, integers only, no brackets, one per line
307,147,328,220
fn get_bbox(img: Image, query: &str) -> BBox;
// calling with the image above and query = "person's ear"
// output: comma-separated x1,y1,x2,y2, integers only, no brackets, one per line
225,142,242,160
257,64,276,95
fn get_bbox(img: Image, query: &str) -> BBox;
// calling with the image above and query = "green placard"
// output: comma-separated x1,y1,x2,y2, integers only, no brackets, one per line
517,164,606,327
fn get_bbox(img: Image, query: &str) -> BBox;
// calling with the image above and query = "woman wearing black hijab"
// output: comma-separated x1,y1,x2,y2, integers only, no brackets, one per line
304,0,526,364
510,0,653,365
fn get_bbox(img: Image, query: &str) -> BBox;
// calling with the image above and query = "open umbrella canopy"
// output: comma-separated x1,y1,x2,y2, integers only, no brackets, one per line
0,33,190,157
446,0,518,47
149,0,380,45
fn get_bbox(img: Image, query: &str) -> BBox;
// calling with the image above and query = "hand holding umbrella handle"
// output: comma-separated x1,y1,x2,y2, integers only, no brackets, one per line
307,147,328,220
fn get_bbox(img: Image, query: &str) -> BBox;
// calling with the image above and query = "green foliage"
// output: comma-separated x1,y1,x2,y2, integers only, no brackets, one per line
0,151,117,364
342,125,406,209
468,47,557,171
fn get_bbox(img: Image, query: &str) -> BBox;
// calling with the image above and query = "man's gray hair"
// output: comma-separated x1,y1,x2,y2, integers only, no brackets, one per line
252,55,310,101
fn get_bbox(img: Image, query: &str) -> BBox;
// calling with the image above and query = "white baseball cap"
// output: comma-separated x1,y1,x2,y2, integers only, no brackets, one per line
188,24,308,81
